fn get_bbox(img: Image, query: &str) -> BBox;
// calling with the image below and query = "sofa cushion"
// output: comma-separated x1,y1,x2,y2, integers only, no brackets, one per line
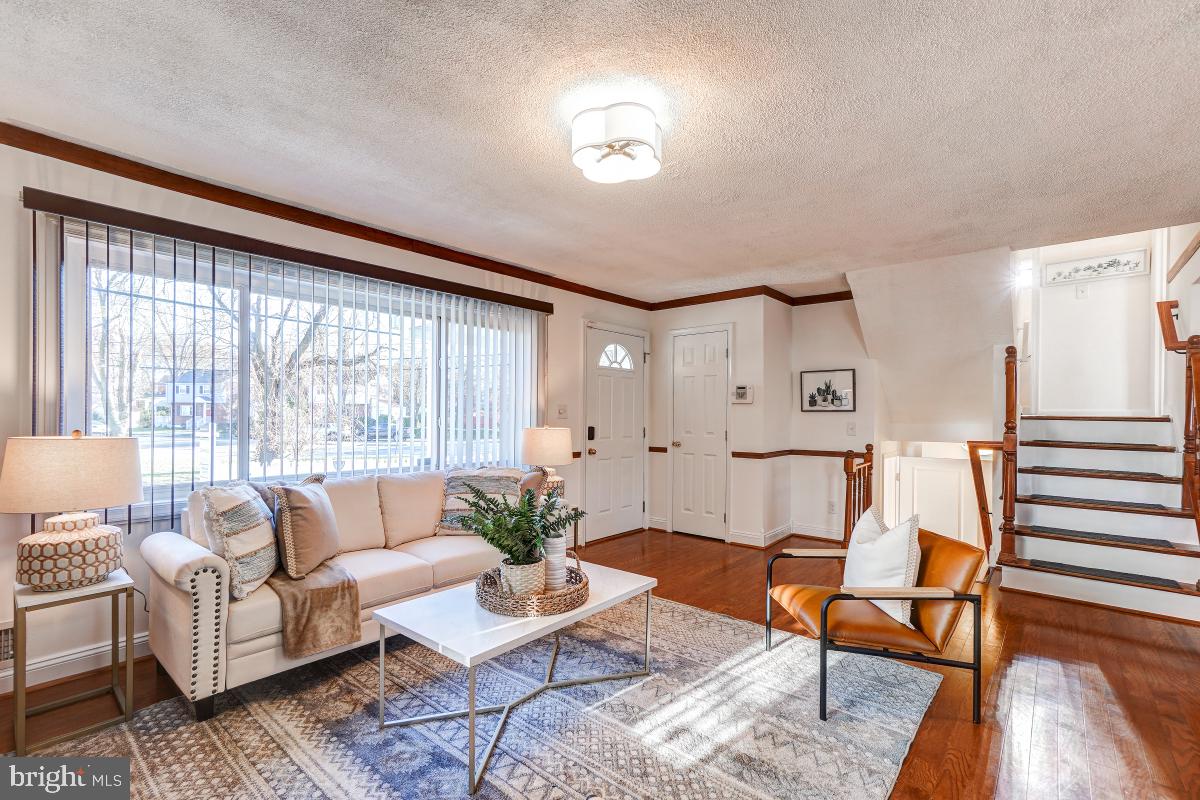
323,476,387,552
394,535,503,588
183,491,207,546
272,482,340,579
227,548,433,644
378,472,445,547
330,549,434,608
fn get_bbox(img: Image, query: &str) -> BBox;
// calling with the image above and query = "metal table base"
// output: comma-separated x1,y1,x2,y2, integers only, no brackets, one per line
378,589,653,794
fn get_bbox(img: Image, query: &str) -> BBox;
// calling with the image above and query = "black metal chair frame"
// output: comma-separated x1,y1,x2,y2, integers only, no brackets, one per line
766,551,983,724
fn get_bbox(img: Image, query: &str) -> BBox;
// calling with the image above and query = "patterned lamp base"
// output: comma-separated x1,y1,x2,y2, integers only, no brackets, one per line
16,512,123,592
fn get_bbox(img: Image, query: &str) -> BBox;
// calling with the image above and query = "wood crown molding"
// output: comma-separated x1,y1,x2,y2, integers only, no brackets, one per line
1,122,852,313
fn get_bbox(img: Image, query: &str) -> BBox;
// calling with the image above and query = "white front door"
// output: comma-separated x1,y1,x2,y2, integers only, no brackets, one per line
584,326,646,541
671,330,728,538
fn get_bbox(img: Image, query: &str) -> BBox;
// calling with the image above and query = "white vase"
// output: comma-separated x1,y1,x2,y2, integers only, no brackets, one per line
543,536,567,591
499,558,545,596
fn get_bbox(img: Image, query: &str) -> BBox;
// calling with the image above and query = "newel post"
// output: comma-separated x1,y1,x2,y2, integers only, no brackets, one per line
843,450,856,545
1000,345,1018,559
864,443,874,506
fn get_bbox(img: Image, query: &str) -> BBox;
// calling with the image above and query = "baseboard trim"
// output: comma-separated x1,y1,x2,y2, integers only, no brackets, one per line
0,632,151,694
726,524,792,549
999,585,1200,627
648,517,668,530
790,522,841,541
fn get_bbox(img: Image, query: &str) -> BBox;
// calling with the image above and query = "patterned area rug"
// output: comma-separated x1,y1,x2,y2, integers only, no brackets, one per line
50,597,941,799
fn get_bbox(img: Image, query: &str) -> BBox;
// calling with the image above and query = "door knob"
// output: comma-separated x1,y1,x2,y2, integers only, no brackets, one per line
587,448,597,455
671,441,682,447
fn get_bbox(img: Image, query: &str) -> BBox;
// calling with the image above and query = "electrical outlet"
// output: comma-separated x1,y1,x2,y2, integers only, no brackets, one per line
846,422,856,437
556,404,568,419
827,500,837,515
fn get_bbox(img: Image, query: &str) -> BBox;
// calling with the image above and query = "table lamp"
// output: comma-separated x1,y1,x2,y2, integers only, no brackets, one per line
520,426,573,499
0,432,143,591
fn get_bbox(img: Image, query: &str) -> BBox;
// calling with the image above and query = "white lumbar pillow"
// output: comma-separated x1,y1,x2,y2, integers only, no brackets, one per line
841,509,921,627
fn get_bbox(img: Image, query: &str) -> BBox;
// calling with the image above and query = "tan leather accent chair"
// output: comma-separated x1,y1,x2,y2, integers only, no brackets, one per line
766,528,985,723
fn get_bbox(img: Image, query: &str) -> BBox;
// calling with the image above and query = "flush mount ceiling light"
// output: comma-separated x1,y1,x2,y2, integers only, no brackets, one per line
570,102,662,184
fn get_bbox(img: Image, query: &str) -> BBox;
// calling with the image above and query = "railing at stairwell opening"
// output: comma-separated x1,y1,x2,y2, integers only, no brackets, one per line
1155,300,1200,531
966,345,1018,568
842,445,874,544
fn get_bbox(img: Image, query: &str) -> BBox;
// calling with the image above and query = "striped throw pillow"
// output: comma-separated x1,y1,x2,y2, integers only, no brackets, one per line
201,484,278,600
437,467,546,535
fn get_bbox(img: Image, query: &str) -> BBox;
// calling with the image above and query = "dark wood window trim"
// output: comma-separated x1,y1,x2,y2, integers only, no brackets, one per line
2,123,852,312
21,188,554,315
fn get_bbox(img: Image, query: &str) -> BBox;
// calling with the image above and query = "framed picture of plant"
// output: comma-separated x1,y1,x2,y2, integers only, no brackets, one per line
800,369,856,412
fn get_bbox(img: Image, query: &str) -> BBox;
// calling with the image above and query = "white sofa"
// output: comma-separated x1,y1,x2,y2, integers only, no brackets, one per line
140,470,528,719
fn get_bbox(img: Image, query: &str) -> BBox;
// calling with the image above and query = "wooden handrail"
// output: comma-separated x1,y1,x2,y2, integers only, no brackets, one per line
1186,337,1200,525
966,440,1000,553
842,444,873,544
999,346,1018,560
1157,300,1187,351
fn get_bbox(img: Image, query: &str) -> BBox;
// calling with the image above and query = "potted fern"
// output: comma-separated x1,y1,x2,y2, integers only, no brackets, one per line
460,485,585,596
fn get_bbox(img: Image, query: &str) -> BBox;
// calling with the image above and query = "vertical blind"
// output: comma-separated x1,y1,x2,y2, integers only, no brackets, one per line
50,215,542,528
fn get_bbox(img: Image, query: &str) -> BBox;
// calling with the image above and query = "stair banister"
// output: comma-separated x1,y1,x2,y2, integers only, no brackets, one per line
1000,345,1018,559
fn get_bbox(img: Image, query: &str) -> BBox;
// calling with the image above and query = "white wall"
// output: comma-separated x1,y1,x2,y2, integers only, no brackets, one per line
0,146,651,688
847,247,1013,442
790,300,876,538
1034,231,1156,414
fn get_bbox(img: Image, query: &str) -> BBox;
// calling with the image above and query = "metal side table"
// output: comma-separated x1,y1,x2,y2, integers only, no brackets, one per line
13,568,134,755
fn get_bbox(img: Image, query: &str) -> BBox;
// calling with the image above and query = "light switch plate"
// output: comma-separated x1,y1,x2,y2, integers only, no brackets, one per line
846,422,856,436
1075,284,1090,300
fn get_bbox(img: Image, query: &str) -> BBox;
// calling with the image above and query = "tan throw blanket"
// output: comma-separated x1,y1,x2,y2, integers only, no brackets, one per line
266,561,361,659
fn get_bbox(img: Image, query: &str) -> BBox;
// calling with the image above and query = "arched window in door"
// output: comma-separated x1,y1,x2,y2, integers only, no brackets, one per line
598,343,634,370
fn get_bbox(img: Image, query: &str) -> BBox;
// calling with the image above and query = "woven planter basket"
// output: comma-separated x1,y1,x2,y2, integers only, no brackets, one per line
477,552,588,617
498,558,545,596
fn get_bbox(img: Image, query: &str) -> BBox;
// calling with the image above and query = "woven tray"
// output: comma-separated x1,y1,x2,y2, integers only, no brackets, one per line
476,552,589,617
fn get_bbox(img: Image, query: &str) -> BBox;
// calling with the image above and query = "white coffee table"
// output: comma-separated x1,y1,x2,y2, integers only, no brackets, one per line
372,561,656,794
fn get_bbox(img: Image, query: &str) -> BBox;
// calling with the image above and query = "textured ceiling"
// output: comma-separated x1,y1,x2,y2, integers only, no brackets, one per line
2,0,1200,302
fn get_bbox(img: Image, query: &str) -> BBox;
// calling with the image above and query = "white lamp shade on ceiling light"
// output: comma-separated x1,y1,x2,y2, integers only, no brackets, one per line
521,427,574,467
571,102,663,184
0,435,143,513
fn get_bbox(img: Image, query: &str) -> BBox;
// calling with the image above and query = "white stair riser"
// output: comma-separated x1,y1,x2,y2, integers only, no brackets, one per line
1017,473,1181,506
1016,503,1197,542
1014,536,1200,584
1021,419,1174,445
1001,566,1200,622
1019,446,1178,474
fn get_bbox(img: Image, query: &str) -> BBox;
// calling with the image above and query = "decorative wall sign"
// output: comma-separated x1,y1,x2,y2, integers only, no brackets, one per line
1042,249,1147,286
800,369,856,412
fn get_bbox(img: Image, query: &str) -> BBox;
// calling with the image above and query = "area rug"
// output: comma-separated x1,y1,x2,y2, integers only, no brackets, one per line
48,597,941,799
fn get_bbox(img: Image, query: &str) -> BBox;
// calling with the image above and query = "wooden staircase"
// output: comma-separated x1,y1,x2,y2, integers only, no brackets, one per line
990,307,1200,622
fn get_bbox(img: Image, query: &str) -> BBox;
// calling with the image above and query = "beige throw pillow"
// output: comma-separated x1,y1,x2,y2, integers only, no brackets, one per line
841,509,921,627
272,482,340,579
200,484,278,600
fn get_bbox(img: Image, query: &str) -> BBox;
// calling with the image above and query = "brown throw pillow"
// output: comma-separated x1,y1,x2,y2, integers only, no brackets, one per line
272,482,339,579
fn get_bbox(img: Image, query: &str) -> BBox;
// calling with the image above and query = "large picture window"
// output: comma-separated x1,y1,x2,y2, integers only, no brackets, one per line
49,216,542,526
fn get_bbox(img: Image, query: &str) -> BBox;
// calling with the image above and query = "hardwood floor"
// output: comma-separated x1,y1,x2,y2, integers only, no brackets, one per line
2,529,1198,799
577,530,1200,800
